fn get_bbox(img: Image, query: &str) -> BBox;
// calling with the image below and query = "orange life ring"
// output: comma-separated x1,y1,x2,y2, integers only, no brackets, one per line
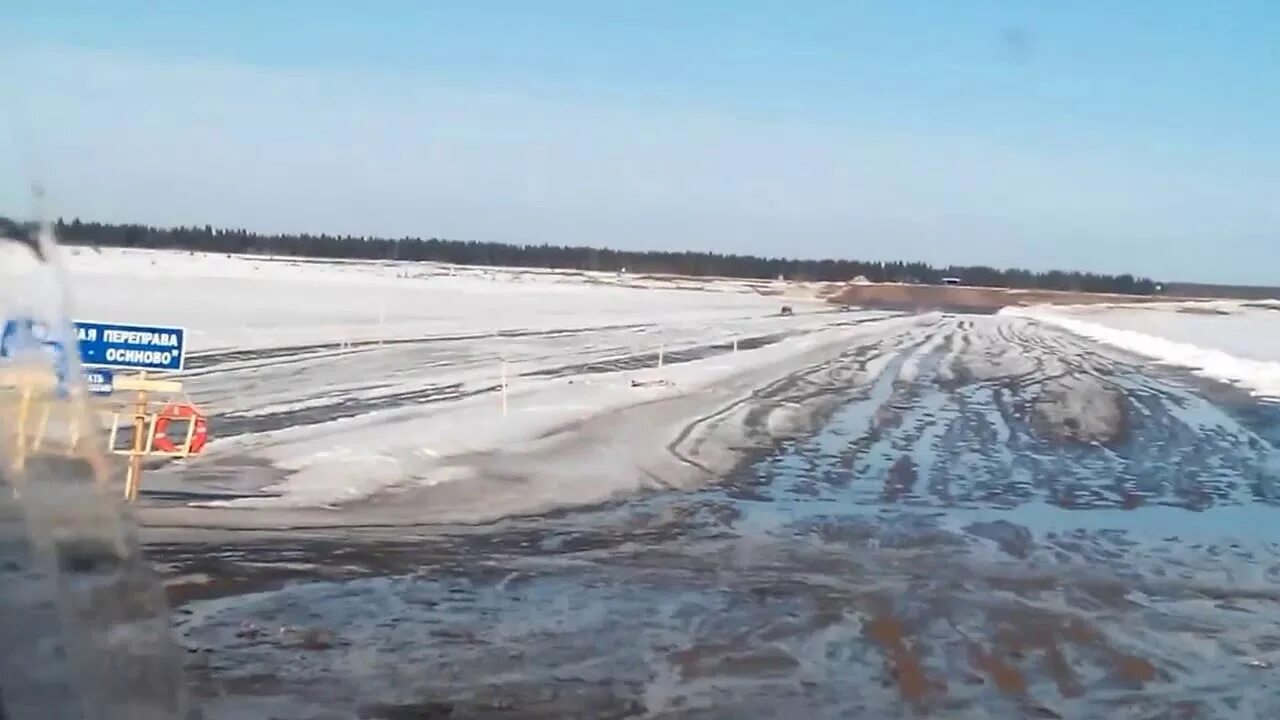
153,401,209,455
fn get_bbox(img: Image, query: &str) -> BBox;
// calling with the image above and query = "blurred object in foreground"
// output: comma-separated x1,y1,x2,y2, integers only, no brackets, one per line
0,216,192,719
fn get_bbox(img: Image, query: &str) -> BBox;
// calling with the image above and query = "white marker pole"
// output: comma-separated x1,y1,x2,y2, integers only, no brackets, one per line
378,301,386,346
732,337,739,353
500,358,508,416
657,343,665,369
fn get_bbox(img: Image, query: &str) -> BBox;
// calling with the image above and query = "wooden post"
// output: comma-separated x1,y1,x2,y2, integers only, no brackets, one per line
107,410,121,452
181,409,198,453
124,371,148,502
30,401,51,453
69,406,81,451
12,386,31,473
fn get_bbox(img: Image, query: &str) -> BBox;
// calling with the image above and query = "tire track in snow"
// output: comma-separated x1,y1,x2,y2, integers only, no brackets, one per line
182,321,658,374
203,318,879,440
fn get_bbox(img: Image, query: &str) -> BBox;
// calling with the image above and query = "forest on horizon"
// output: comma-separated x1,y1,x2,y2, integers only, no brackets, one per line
47,218,1162,295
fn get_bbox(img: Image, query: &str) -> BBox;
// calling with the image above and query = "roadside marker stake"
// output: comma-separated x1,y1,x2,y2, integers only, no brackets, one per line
124,371,149,502
13,387,31,473
378,302,386,346
733,338,739,353
500,358,509,416
658,344,665,369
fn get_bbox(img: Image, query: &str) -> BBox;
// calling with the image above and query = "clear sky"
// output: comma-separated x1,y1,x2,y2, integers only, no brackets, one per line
2,1,1277,283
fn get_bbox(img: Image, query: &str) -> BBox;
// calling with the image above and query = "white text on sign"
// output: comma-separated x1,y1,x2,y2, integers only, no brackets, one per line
78,326,181,348
104,348,177,365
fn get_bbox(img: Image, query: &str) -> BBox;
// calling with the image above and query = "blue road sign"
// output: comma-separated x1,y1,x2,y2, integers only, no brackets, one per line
83,368,115,395
75,321,186,372
4,318,187,375
1,317,73,394
1,317,49,358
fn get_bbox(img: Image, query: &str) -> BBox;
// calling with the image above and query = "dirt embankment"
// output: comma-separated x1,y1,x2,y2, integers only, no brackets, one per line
828,283,1171,314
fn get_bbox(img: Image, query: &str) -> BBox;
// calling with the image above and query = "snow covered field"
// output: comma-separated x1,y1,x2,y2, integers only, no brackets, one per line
60,247,833,352
1004,300,1280,400
27,247,911,518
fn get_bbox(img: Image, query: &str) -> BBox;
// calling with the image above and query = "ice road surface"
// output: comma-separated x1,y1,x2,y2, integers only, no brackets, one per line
1005,300,1280,401
53,248,903,514
163,311,1280,719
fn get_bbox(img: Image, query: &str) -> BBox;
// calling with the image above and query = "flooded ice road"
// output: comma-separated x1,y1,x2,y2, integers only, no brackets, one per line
160,315,1280,719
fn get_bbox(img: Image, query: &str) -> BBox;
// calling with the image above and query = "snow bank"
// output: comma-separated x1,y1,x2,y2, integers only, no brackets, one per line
1003,303,1280,400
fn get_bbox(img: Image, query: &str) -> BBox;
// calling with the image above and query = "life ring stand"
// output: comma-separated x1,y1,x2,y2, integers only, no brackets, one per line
151,398,208,455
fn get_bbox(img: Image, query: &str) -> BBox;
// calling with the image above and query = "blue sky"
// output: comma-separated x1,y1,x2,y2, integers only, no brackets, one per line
2,1,1277,283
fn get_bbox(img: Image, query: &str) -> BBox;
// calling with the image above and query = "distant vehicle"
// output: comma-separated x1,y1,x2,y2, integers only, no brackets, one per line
941,277,963,286
779,305,794,316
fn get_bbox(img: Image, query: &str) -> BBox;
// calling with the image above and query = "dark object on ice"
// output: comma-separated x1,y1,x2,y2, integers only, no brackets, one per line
280,626,338,650
1030,375,1128,445
779,305,794,316
964,520,1035,559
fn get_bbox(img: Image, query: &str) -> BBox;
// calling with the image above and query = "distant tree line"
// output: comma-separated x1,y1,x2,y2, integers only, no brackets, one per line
1162,282,1278,300
50,218,1161,295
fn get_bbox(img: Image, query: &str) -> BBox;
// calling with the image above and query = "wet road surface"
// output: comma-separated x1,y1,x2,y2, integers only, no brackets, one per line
153,315,1280,719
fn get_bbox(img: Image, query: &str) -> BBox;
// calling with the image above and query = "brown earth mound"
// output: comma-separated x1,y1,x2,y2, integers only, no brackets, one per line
829,283,1174,313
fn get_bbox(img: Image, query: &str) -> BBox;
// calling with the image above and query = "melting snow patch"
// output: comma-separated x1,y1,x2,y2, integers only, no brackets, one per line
194,448,408,508
1004,306,1280,400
